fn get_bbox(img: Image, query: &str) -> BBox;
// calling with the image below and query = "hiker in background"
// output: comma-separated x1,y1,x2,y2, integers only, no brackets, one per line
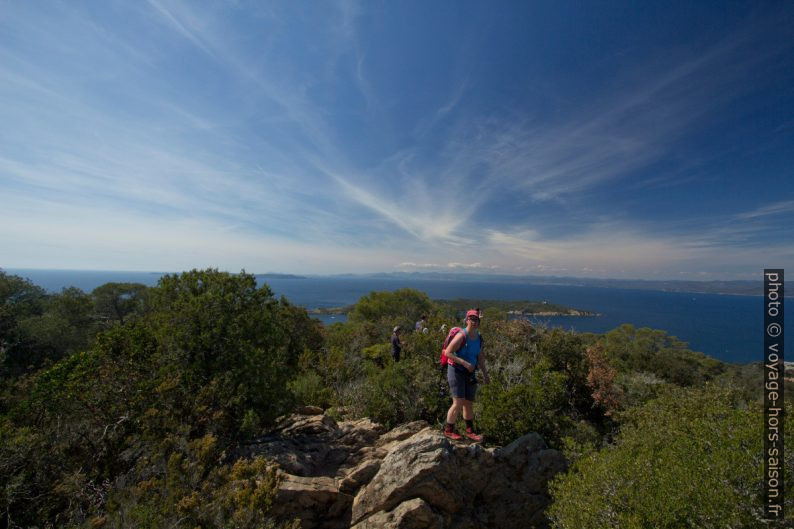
442,309,490,441
415,315,428,332
391,326,402,362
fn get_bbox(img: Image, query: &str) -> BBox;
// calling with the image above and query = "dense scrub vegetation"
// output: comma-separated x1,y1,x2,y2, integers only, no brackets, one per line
0,269,790,528
549,386,793,528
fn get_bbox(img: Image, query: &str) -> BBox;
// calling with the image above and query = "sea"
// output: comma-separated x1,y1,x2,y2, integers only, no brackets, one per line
6,268,790,366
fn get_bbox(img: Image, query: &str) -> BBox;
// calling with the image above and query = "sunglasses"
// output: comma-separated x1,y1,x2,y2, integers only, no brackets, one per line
469,316,480,322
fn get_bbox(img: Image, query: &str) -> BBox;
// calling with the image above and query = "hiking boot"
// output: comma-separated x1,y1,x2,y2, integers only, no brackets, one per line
464,428,483,442
443,429,463,441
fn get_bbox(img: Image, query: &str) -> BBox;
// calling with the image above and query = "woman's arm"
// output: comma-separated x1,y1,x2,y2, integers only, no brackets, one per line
478,354,491,384
443,333,474,372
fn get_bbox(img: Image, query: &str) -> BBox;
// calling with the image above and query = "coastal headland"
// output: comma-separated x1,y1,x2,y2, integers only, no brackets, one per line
309,298,599,318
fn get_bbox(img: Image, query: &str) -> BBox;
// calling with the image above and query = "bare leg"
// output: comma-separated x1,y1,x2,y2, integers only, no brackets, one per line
462,400,474,421
446,397,465,425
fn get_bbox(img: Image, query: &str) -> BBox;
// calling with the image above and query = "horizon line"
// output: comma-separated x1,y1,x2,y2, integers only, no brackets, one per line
2,265,780,284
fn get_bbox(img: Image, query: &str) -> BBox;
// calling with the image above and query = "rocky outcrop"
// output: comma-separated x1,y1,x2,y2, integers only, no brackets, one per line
241,409,567,529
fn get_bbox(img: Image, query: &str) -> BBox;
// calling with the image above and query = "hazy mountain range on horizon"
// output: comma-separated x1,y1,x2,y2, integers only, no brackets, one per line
5,267,783,297
285,271,777,297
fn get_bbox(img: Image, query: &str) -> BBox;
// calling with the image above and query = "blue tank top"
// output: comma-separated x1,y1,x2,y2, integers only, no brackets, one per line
457,329,481,367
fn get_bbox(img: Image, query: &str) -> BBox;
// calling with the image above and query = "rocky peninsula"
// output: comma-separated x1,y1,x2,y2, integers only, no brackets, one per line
310,299,598,318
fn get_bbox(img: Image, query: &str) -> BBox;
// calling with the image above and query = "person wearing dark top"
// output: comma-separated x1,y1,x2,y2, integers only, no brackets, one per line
391,326,402,362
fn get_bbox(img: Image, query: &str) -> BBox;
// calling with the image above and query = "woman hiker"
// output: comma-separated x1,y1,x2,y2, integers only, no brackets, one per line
443,309,490,441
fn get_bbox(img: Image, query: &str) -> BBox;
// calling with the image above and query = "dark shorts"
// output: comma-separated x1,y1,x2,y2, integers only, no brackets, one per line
447,364,477,401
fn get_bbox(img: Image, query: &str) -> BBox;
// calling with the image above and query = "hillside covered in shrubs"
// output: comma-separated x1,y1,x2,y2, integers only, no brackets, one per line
1,268,791,528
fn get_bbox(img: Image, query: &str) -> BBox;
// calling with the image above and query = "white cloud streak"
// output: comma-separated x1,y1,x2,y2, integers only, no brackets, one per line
432,31,768,207
483,221,794,279
736,200,794,220
0,2,790,279
0,195,403,274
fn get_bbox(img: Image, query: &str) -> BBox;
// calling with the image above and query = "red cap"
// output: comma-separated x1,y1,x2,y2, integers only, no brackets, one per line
466,309,480,319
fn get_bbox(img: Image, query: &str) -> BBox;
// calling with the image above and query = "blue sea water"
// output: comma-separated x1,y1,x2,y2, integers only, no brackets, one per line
6,269,788,365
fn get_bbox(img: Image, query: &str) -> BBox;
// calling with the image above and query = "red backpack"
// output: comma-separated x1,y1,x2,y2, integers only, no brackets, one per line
439,327,483,366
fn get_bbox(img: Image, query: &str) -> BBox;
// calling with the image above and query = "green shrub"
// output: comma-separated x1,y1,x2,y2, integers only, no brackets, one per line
0,269,315,527
558,420,602,465
355,355,447,429
289,371,334,409
362,343,392,366
603,324,725,387
296,339,367,409
107,440,298,529
614,370,670,411
548,385,790,529
476,358,571,447
324,319,381,358
536,328,594,416
148,269,305,431
348,288,437,338
481,306,508,322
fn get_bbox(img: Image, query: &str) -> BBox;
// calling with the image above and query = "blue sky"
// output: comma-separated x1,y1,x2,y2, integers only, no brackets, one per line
1,1,792,279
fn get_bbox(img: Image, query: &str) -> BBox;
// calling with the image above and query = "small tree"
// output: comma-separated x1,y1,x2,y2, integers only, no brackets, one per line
0,271,47,379
348,288,436,335
148,269,300,430
91,282,149,326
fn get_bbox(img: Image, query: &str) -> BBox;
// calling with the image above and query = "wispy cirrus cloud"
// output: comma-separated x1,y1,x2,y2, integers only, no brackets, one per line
736,200,794,220
0,1,368,244
145,0,217,58
428,29,770,208
0,193,407,273
0,2,791,278
130,0,789,259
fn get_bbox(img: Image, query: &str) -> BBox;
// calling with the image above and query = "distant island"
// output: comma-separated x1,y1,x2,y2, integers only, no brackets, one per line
309,305,354,315
435,298,598,317
254,273,307,280
309,298,598,317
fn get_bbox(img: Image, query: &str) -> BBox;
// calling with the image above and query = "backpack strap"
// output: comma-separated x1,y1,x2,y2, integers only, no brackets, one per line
461,328,469,356
463,328,483,347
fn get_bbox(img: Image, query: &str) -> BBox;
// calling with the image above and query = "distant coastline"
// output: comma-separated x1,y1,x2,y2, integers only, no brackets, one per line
255,273,306,280
4,267,787,364
333,271,779,297
6,267,783,297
